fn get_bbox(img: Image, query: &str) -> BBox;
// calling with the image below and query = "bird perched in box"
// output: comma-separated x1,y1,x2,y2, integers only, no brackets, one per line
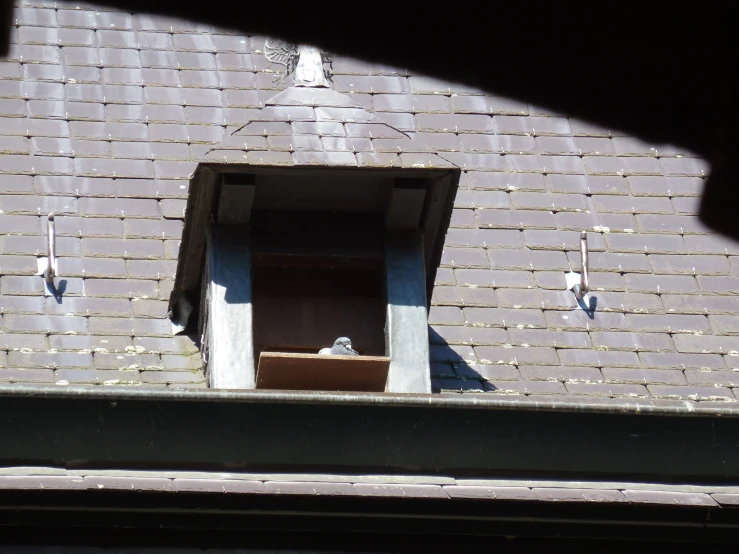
319,337,359,356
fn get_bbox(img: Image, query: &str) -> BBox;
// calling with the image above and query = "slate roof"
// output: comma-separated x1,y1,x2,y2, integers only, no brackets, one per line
203,83,453,168
0,0,735,405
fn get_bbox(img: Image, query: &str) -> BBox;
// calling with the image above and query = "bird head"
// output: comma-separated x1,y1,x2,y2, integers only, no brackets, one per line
334,337,352,349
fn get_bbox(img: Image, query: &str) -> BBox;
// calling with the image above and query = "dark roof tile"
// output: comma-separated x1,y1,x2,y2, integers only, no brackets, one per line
455,190,510,209
18,25,59,46
14,7,57,27
487,380,567,395
558,349,641,368
432,325,509,347
0,368,54,383
628,175,702,197
605,233,685,254
445,228,523,249
432,286,497,307
647,385,733,402
493,115,570,136
518,365,602,382
546,309,628,331
102,70,144,88
66,101,105,121
432,377,484,392
584,156,663,176
476,346,559,366
96,30,137,49
477,208,556,230
591,291,665,314
594,194,673,214
639,352,726,370
602,368,687,386
508,329,590,349
23,63,66,83
649,254,731,275
440,247,490,269
141,68,181,87
82,237,163,259
466,171,546,191
215,53,256,72
684,234,739,255
101,81,147,106
510,191,587,212
659,157,709,177
637,214,710,235
534,271,570,290
524,229,606,252
591,331,675,352
374,93,450,114
684,369,739,388
452,94,527,116
26,99,65,119
611,136,658,157
106,106,146,125
4,313,88,334
0,333,46,350
697,276,739,295
133,14,209,34
709,315,739,335
505,153,585,174
173,34,215,53
153,159,198,179
136,33,173,52
460,134,536,154
471,364,521,381
556,212,636,233
488,248,569,271
0,254,38,274
455,269,534,289
662,295,739,315
672,196,701,215
416,113,493,134
572,136,616,156
535,136,584,155
673,335,739,355
624,274,699,295
626,313,710,334
565,382,650,398
497,288,577,310
0,295,44,314
210,35,249,53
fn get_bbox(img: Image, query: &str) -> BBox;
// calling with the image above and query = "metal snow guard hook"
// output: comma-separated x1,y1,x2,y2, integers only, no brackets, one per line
44,213,56,286
572,231,589,300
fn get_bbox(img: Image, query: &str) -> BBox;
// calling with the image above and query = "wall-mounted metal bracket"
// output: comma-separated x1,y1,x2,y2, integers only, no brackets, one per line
566,231,590,306
36,213,57,296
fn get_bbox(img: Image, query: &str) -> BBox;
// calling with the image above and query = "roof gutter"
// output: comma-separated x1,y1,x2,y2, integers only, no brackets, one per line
0,384,737,418
1,384,738,484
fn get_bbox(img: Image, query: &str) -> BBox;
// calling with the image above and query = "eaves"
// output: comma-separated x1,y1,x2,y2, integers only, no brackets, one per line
1,384,738,484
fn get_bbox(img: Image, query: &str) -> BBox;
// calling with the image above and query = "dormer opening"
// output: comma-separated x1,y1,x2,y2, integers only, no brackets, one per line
170,165,459,394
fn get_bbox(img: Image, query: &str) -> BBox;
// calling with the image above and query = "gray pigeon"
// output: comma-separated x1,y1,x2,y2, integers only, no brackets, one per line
327,337,359,356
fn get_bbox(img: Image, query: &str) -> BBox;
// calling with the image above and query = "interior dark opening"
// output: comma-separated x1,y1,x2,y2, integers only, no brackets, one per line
250,209,386,360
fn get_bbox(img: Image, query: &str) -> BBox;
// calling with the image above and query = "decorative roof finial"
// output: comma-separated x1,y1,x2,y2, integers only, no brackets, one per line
264,39,334,87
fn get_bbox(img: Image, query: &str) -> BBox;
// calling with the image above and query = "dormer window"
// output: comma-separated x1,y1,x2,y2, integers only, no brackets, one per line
168,55,459,394
169,165,458,394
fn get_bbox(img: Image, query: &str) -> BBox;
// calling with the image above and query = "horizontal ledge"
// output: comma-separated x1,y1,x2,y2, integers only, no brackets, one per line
0,384,735,418
256,352,390,392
